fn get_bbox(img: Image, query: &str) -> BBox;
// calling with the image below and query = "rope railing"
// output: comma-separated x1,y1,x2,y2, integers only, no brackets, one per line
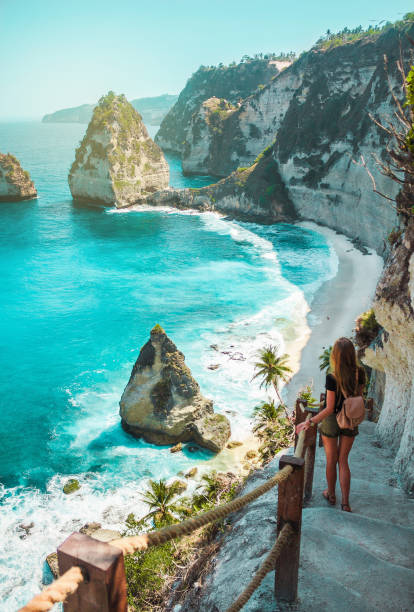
18,566,84,612
19,402,317,612
225,523,294,612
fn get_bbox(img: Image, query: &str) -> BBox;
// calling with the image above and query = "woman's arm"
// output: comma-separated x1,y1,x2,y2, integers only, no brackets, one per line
296,390,336,433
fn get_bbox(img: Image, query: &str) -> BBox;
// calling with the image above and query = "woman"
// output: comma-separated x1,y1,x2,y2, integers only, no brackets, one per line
296,337,365,512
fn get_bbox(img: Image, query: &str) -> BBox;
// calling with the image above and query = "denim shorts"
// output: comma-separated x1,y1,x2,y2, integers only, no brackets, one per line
319,413,359,438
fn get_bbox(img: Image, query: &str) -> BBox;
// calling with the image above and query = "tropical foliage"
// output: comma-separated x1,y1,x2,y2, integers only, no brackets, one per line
252,344,292,419
252,399,294,462
319,346,332,373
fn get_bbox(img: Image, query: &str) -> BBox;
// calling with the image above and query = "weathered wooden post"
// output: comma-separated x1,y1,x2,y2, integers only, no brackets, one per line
275,455,305,602
58,532,128,611
303,416,317,502
366,397,374,421
319,393,325,447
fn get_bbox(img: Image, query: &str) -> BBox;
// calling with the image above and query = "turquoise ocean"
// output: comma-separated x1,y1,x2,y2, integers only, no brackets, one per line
0,122,337,609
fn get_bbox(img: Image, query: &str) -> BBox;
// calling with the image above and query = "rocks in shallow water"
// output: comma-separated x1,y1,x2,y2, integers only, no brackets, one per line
185,467,198,479
63,479,80,494
68,91,169,207
170,442,183,453
227,441,243,449
0,153,37,202
244,450,258,460
120,325,231,452
170,479,188,493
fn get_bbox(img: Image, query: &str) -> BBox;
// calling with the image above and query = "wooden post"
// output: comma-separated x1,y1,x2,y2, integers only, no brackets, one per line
366,397,374,421
275,454,305,602
57,532,127,612
303,416,317,502
318,393,325,447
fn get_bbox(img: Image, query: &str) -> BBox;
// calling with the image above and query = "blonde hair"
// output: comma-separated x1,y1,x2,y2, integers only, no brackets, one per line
330,337,360,399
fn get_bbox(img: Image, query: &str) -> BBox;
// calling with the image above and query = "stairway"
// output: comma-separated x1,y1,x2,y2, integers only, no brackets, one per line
178,421,414,612
293,421,414,611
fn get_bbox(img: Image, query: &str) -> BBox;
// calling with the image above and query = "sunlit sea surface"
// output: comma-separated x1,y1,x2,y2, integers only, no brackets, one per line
0,121,337,608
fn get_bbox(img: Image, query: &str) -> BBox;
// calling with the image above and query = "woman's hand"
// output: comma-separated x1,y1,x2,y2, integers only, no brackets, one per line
295,420,311,434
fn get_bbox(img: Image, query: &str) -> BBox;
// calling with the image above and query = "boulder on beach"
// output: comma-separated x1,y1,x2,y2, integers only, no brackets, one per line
120,325,231,452
68,91,169,207
0,153,37,202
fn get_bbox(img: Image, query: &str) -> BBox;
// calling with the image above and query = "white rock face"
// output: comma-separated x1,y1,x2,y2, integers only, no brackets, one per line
69,92,169,207
177,27,414,252
363,220,414,492
0,153,37,202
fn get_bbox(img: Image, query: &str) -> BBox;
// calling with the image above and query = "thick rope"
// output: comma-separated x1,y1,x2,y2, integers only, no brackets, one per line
111,464,294,554
18,566,84,612
225,523,294,612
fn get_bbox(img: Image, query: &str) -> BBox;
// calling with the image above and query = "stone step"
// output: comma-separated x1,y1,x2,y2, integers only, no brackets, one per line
309,478,414,527
302,507,414,569
296,522,414,611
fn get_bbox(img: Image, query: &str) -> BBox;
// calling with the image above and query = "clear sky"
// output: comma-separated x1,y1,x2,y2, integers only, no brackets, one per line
0,0,412,119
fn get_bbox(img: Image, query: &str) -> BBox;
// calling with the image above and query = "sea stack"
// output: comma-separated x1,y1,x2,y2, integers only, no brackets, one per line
0,153,37,202
68,91,169,207
120,325,231,453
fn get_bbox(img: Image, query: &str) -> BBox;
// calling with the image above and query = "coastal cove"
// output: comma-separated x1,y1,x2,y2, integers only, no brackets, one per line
0,122,382,609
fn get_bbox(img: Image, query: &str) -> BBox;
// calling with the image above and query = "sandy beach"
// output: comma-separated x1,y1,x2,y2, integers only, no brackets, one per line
285,221,384,407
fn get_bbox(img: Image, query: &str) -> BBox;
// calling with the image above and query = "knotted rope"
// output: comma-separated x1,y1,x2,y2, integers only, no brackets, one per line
20,426,308,611
111,463,295,554
18,566,84,612
225,523,294,612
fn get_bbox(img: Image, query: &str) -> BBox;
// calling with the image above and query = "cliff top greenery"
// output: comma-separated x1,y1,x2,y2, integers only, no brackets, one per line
195,52,296,73
70,91,163,181
314,12,414,50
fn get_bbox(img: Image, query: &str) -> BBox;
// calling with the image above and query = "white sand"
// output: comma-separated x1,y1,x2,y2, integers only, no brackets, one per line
284,222,384,407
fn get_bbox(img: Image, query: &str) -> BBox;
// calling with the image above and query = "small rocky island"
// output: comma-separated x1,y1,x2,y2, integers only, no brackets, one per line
0,153,37,202
68,91,169,207
120,325,231,452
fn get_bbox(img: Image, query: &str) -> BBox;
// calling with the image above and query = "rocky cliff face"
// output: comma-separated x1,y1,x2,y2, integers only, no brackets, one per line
119,325,231,453
155,59,282,155
0,153,37,202
362,217,414,493
68,92,169,207
174,23,414,252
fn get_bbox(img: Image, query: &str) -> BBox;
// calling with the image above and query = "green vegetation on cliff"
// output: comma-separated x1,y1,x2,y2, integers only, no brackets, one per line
314,12,414,50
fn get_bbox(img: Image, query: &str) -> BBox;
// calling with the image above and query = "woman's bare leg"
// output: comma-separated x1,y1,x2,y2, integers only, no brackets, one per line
321,435,338,498
338,435,355,508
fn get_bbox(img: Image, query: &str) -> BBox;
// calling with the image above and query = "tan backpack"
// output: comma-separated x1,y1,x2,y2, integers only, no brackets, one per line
336,369,365,429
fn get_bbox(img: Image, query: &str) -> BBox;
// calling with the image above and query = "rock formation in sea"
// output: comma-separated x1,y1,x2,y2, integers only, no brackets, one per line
155,58,286,154
119,325,231,452
0,153,37,202
68,91,169,207
151,19,414,253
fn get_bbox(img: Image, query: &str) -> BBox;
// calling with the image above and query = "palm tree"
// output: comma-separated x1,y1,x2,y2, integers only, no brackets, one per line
319,346,332,373
252,399,283,432
141,479,181,524
252,344,292,418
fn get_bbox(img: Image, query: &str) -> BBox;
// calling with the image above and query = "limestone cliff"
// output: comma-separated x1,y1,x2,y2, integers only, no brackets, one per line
155,59,283,154
362,218,414,492
0,153,37,202
119,325,231,453
173,20,414,252
69,92,169,207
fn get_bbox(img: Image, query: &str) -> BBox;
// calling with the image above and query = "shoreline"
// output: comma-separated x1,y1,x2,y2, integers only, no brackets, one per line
284,221,383,407
188,218,384,478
